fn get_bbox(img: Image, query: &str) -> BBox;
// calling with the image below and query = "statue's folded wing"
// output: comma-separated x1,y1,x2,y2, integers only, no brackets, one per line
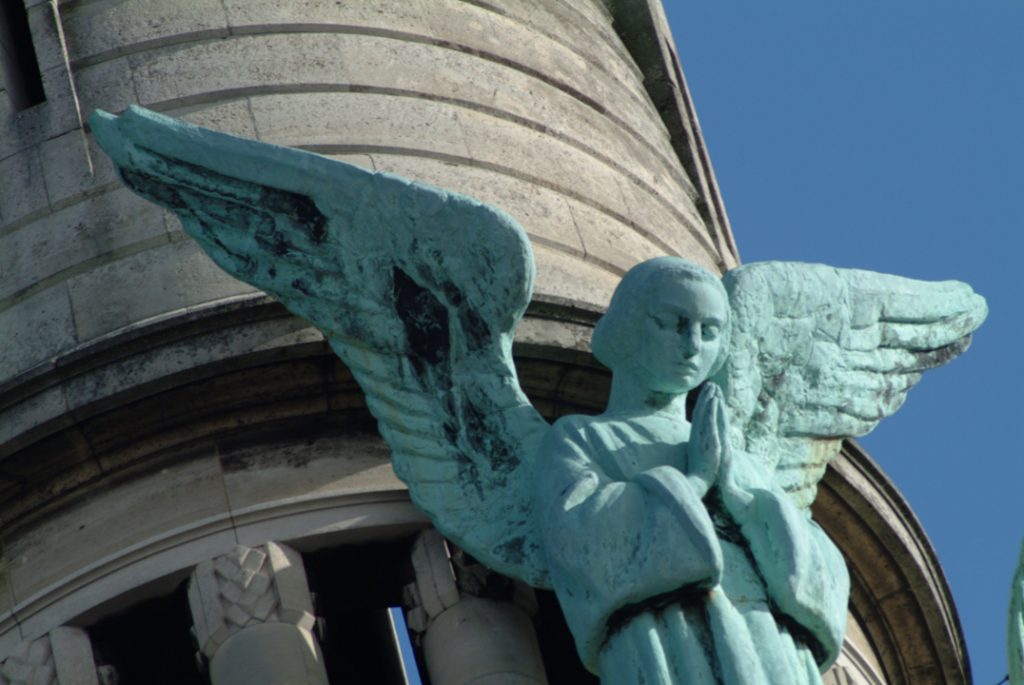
712,261,987,509
90,106,552,587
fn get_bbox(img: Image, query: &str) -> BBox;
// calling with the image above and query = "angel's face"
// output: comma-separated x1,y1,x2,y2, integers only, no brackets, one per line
625,276,727,395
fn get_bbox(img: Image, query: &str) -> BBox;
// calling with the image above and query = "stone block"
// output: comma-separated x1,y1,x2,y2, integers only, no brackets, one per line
231,495,426,553
65,238,254,345
413,0,666,154
5,447,230,606
15,528,237,646
173,239,257,307
0,386,71,458
409,530,459,619
0,555,14,636
61,0,228,66
48,627,100,685
62,314,321,416
496,0,640,81
0,285,77,382
37,130,107,211
0,148,49,227
0,66,80,161
0,634,54,685
77,358,329,469
617,175,721,270
249,92,471,159
129,33,351,108
220,431,396,514
3,425,94,488
0,187,167,302
207,622,327,685
566,198,664,275
456,107,633,229
73,57,137,118
221,0,435,35
25,4,66,74
265,543,314,629
530,242,619,311
0,436,102,530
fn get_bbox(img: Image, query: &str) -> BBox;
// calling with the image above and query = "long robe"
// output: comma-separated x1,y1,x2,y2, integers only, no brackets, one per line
536,414,849,685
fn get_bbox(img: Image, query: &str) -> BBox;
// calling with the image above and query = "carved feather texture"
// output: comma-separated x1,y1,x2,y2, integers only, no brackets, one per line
713,261,987,508
91,107,553,586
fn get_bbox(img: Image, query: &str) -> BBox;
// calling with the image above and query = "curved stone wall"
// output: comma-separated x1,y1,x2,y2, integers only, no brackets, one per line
1,0,732,386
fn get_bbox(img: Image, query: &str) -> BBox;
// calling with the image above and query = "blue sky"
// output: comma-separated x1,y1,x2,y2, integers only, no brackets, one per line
666,3,1024,682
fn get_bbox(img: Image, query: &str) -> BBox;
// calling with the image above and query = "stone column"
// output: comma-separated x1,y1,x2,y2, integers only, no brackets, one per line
188,542,327,685
404,530,548,685
0,627,114,685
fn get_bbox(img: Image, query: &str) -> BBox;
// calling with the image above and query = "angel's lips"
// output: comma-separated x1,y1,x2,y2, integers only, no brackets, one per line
673,362,700,375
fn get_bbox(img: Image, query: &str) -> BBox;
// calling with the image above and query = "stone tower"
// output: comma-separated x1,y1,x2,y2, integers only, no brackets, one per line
0,1,967,683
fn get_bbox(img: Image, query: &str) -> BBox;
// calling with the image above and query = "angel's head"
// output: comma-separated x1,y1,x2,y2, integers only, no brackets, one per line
592,257,731,395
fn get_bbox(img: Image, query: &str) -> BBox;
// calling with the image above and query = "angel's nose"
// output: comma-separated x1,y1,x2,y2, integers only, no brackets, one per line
681,325,701,357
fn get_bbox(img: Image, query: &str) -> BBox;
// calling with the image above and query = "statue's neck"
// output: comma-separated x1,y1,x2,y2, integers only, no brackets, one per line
603,373,690,419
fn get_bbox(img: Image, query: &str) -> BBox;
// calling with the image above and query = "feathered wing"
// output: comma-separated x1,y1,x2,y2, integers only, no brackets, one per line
712,261,987,509
90,106,552,586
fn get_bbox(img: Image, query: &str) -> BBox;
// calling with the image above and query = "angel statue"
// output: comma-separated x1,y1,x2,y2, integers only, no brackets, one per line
90,106,987,685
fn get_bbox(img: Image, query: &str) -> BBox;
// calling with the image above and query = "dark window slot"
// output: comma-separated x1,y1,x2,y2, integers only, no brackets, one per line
0,0,46,111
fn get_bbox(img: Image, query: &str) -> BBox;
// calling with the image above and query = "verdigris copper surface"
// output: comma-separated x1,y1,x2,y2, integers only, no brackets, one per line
90,106,987,685
1011,541,1024,685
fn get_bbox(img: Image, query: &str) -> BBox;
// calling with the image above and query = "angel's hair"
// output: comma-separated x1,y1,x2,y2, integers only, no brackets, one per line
592,257,731,376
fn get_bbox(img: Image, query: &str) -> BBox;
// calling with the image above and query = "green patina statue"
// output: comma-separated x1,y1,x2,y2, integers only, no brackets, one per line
1011,541,1024,685
90,106,987,684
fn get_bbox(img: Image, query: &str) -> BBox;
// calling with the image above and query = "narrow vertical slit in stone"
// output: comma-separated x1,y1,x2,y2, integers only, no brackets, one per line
0,0,46,111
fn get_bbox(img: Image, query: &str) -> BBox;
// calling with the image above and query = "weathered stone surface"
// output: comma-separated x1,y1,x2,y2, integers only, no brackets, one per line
0,285,77,378
61,315,321,416
65,239,254,344
0,67,80,161
176,100,258,140
38,131,116,208
0,148,49,227
72,57,137,118
248,91,473,159
5,448,229,605
207,622,327,685
0,635,56,685
188,541,326,685
220,431,397,513
0,628,105,685
189,545,281,657
62,0,229,65
47,628,101,685
0,188,166,302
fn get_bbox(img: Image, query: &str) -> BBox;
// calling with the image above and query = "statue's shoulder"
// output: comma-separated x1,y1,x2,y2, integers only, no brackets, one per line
550,413,604,436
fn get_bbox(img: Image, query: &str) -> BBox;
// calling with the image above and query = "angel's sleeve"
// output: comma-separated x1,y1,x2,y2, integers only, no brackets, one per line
727,471,850,670
535,416,723,670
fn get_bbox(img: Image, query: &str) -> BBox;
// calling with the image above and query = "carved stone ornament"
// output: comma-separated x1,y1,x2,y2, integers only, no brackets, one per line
0,628,109,685
188,543,317,659
90,106,987,685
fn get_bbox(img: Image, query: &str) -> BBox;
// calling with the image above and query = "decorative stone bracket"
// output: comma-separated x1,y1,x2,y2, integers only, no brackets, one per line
187,542,326,685
0,628,114,685
403,530,548,685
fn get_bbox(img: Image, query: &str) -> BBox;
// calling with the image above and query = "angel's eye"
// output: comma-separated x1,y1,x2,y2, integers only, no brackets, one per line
676,317,691,334
702,324,720,341
648,314,672,330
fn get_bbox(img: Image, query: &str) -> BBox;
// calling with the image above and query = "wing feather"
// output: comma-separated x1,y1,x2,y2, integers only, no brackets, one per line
92,106,552,585
714,261,986,509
